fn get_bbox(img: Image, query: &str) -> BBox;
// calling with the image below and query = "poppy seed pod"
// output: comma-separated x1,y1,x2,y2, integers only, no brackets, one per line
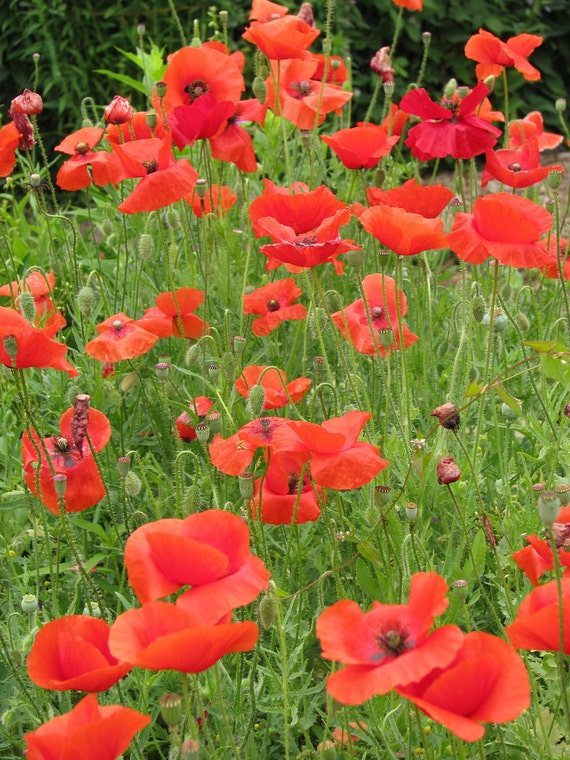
431,403,460,430
437,456,461,485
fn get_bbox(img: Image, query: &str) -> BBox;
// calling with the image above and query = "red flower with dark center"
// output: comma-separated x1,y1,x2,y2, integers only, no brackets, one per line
55,126,119,191
397,632,530,742
512,505,570,585
321,123,399,170
508,111,563,151
235,365,311,410
366,178,454,218
138,287,208,339
482,137,564,189
210,417,288,476
243,278,307,336
359,204,448,256
27,616,132,692
209,98,267,173
506,577,570,653
317,572,464,704
187,184,237,218
400,82,501,161
22,402,111,514
331,273,418,357
465,29,542,82
24,694,150,760
0,121,21,177
243,15,319,59
85,312,159,362
175,396,214,442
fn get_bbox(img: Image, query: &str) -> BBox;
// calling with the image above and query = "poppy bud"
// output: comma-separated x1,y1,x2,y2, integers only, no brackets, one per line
373,168,385,187
83,601,101,618
555,98,567,114
11,89,43,115
116,457,131,478
21,594,38,613
422,31,432,47
137,233,153,261
258,591,277,630
238,471,255,500
456,85,470,100
3,335,18,360
53,473,67,498
538,490,561,527
247,384,266,418
436,456,460,485
77,285,96,317
221,350,237,381
501,403,518,421
297,2,315,26
159,693,183,728
124,471,142,497
17,291,36,324
344,248,365,269
29,173,42,188
103,95,133,124
514,312,530,333
471,295,486,323
185,343,200,367
443,78,457,99
431,402,460,430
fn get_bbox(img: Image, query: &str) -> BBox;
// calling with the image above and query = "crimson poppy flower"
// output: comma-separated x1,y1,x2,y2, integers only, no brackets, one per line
138,288,208,339
123,509,270,622
512,505,570,585
482,138,564,189
105,111,167,144
27,616,131,692
400,82,501,161
209,98,266,173
331,273,418,357
11,88,43,115
55,127,119,191
249,0,289,22
210,417,288,476
397,632,530,742
465,29,542,82
24,694,150,760
103,95,133,125
0,306,78,376
391,0,422,10
85,312,159,362
317,572,464,705
447,192,552,268
506,577,570,653
508,111,563,151
175,396,215,442
235,365,311,410
360,204,448,256
367,179,454,218
542,235,570,281
322,123,399,170
0,121,20,177
22,400,111,514
272,410,388,490
187,184,237,218
243,278,307,336
109,600,259,674
381,103,409,137
250,450,322,525
243,15,319,60
167,92,235,150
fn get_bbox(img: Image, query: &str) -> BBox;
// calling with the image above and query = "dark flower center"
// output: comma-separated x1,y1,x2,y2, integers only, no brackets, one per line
266,299,281,312
185,79,209,102
287,472,301,494
52,436,70,453
374,626,411,658
142,159,159,174
75,142,90,155
291,80,313,99
296,235,316,247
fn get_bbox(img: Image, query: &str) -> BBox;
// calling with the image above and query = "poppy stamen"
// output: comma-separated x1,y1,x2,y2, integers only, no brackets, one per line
372,625,411,660
142,159,159,174
185,79,209,102
266,299,281,312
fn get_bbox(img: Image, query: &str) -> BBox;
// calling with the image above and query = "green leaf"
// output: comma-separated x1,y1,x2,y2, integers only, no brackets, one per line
356,558,382,601
357,541,380,563
493,383,523,417
465,381,483,397
523,339,567,353
93,69,147,95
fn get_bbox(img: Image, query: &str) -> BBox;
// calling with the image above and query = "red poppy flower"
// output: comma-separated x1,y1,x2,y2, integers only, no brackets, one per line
447,193,552,268
103,95,133,125
249,0,289,22
22,400,111,514
506,577,570,653
0,269,55,318
508,111,563,151
312,54,349,85
27,616,131,692
55,127,119,191
391,0,422,10
24,694,150,760
542,235,570,281
397,632,530,742
175,396,215,442
400,82,501,161
11,88,43,115
360,204,448,256
0,306,78,376
331,273,418,357
272,410,388,490
250,450,322,524
138,288,207,339
109,601,259,673
381,103,409,137
465,29,542,82
235,365,311,410
210,417,288,476
167,92,235,150
321,123,399,170
512,505,570,585
317,572,464,704
0,121,21,177
243,278,307,336
482,138,564,189
123,509,270,621
85,312,159,362
366,179,454,218
187,184,237,217
243,15,319,60
209,98,266,173
265,59,352,131
105,111,167,144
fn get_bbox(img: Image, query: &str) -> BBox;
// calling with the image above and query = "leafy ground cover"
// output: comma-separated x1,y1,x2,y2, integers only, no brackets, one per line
1,1,570,758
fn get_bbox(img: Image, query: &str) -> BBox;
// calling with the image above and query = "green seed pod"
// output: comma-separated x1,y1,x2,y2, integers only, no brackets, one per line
239,472,255,500
21,594,38,613
514,312,530,333
159,693,183,728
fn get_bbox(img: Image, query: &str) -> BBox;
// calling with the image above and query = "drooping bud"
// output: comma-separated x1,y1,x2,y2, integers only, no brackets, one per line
138,233,154,260
258,591,277,630
77,285,96,317
238,471,255,500
370,46,394,83
159,693,183,728
124,471,142,497
431,403,460,430
17,291,36,324
3,335,18,360
436,456,461,485
103,95,133,125
247,384,266,418
297,2,315,26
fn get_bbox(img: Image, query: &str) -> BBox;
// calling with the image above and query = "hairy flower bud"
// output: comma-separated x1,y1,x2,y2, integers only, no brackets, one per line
77,285,96,317
17,291,36,324
124,471,142,497
258,591,277,630
247,384,266,418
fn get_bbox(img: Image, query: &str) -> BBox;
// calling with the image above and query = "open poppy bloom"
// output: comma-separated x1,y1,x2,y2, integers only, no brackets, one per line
85,312,159,362
512,505,570,585
447,192,552,268
138,288,207,339
167,92,235,150
27,616,131,692
175,396,215,442
506,577,570,653
243,15,319,60
235,365,311,410
482,138,564,189
465,29,542,82
24,693,150,760
400,82,501,161
187,184,237,218
123,509,270,622
366,179,454,218
243,278,307,336
331,273,418,357
0,121,21,177
22,399,111,514
272,410,388,490
55,127,119,191
508,111,563,151
359,204,448,256
210,417,289,476
321,123,399,170
397,632,530,742
209,98,266,173
316,572,464,704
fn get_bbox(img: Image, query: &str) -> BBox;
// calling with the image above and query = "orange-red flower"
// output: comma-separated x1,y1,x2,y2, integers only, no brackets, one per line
0,121,21,177
312,54,349,86
175,396,215,442
360,204,448,256
508,111,563,151
210,417,289,476
103,95,133,125
447,193,552,268
209,98,266,173
105,111,167,144
85,312,159,362
465,29,542,81
317,572,464,704
0,269,56,319
391,0,422,10
506,577,570,653
167,93,235,150
482,138,564,189
27,616,131,692
187,184,237,217
397,632,530,742
331,273,418,357
24,694,150,760
366,179,454,218
249,0,289,21
272,410,388,490
138,287,207,339
512,505,570,585
55,127,119,191
243,15,319,60
235,365,311,410
243,278,307,336
322,123,399,170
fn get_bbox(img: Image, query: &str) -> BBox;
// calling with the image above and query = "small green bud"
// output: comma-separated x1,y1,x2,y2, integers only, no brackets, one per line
373,167,385,187
3,335,18,359
124,471,142,498
252,76,267,104
344,248,365,269
247,384,266,418
555,98,567,113
471,295,486,323
515,312,530,333
17,291,36,324
501,403,518,421
444,78,457,99
185,343,200,367
166,209,179,230
138,233,153,260
258,592,277,631
77,286,96,317
220,351,237,381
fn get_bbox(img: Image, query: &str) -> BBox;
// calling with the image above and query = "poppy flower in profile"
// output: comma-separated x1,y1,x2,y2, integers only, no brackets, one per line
482,138,564,189
506,577,570,653
123,509,270,621
331,273,418,357
397,632,530,742
321,123,399,170
243,15,319,60
138,288,208,339
27,616,131,692
24,694,150,760
210,417,289,476
317,572,464,705
22,399,111,514
360,204,448,256
187,184,237,218
209,98,266,173
272,410,388,490
243,278,307,336
85,312,159,363
465,29,542,82
512,505,570,585
542,235,570,281
55,127,119,191
175,396,214,442
508,111,563,151
400,82,501,161
447,192,552,268
366,179,454,218
235,365,311,410
0,121,21,177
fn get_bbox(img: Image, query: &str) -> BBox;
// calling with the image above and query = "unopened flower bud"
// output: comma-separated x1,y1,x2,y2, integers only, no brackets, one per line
555,98,567,114
471,295,486,323
437,456,460,485
252,77,266,102
83,601,101,618
77,285,96,316
185,343,200,367
373,167,385,187
538,490,561,527
124,471,142,497
514,312,530,333
220,351,237,382
103,95,133,125
21,594,38,613
207,362,220,382
29,173,42,188
431,403,460,430
443,78,457,99
258,591,277,630
456,85,469,100
501,403,518,421
247,384,266,418
53,473,67,498
137,233,153,260
17,291,36,324
160,693,183,728
344,248,365,269
3,335,18,359
452,579,468,601
238,471,255,499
